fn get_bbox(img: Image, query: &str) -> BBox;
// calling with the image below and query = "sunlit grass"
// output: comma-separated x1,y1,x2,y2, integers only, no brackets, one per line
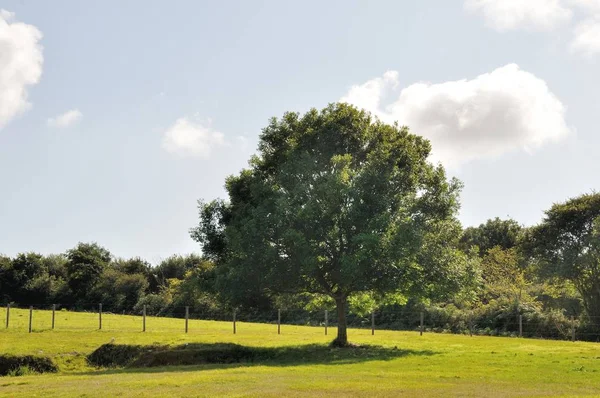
1,308,599,397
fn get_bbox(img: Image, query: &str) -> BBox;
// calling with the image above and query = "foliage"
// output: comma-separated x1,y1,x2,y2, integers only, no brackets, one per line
479,247,530,306
525,193,600,333
90,268,149,312
133,294,170,316
192,103,475,345
460,217,522,256
65,242,112,303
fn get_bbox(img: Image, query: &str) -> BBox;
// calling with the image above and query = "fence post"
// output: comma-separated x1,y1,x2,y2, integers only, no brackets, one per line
28,306,33,333
185,306,189,334
99,303,102,330
571,316,576,342
325,310,328,336
143,305,146,332
519,314,523,338
52,304,56,330
5,304,9,329
371,311,375,336
469,316,473,337
277,309,281,335
419,311,424,336
233,310,237,334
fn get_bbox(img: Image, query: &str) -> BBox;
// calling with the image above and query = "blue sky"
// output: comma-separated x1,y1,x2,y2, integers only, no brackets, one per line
1,0,599,264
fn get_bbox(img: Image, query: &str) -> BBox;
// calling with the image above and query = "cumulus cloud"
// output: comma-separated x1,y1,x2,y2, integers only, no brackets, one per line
464,0,573,31
571,18,600,55
568,0,600,13
341,64,573,167
465,0,600,56
47,109,83,128
162,118,226,157
0,9,43,130
567,1,600,56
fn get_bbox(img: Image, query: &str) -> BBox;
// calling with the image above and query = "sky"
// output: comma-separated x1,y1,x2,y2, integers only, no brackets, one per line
1,0,599,264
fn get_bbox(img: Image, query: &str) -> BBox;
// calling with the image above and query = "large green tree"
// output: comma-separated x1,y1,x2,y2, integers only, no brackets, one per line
460,218,522,256
192,103,475,345
525,193,600,331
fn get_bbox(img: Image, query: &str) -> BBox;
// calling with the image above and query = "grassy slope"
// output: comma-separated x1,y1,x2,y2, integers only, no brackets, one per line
0,308,599,397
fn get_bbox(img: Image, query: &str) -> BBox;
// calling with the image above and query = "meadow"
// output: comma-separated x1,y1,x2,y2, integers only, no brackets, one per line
1,308,600,397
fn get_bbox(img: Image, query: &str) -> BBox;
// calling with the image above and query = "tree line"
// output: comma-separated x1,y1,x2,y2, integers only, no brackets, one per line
0,246,220,317
2,104,599,345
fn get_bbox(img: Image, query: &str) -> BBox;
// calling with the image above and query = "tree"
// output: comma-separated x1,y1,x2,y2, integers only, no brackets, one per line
4,253,50,305
0,255,11,303
113,257,151,276
525,193,600,331
153,254,203,285
479,247,528,305
65,242,111,304
192,103,475,345
460,218,522,256
91,268,149,312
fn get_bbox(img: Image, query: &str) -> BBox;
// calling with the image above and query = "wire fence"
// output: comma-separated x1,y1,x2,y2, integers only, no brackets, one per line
3,303,599,342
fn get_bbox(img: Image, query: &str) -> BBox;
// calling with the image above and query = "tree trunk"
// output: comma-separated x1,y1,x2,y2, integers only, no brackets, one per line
333,296,349,346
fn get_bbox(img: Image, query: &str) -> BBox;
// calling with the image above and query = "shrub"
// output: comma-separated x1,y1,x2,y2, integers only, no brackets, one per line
0,355,58,376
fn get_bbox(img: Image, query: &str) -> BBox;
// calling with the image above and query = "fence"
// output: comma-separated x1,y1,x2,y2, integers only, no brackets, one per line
2,303,597,342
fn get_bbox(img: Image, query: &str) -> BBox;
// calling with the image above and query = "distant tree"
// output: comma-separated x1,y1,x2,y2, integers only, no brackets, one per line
65,242,111,304
525,193,600,331
460,217,522,256
192,103,476,346
0,255,11,303
5,253,49,305
479,247,530,307
153,254,203,286
113,257,151,276
168,258,220,314
91,268,149,312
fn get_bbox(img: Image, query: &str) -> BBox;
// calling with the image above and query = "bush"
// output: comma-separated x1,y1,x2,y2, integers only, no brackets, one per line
0,355,58,376
134,294,170,316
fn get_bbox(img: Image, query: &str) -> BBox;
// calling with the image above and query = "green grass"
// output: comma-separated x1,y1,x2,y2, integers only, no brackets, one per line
1,308,600,397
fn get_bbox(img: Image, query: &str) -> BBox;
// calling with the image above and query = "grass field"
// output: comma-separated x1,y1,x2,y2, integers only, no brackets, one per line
1,308,600,397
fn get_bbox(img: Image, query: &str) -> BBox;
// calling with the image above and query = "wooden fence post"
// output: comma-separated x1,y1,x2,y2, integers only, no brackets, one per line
28,306,33,333
52,304,56,330
143,305,146,332
5,304,9,329
420,311,424,336
185,306,189,334
519,314,523,338
233,310,237,334
371,312,375,336
325,310,328,336
277,309,281,335
469,316,473,337
99,303,102,330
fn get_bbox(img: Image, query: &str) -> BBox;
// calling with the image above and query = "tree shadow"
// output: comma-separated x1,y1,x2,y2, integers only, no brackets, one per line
80,342,436,375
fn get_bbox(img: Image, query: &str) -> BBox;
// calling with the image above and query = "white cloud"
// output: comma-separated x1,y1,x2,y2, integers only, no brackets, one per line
47,109,83,128
464,0,573,31
570,17,600,55
162,118,226,157
341,64,572,167
0,9,43,130
340,71,399,114
568,0,600,13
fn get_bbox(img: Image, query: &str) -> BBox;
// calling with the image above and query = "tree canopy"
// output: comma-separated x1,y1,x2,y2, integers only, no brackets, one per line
525,193,600,330
460,217,522,256
191,103,476,345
